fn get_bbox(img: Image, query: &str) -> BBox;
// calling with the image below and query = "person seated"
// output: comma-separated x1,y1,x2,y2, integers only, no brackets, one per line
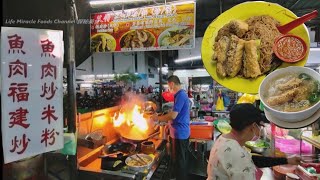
207,103,301,180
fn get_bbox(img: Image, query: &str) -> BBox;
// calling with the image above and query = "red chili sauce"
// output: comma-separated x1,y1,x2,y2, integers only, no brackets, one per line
276,36,305,61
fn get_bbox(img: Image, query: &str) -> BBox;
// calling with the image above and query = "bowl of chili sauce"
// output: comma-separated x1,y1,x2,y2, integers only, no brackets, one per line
273,34,307,63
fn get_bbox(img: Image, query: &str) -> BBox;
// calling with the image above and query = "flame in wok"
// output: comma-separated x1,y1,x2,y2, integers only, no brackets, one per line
113,105,149,134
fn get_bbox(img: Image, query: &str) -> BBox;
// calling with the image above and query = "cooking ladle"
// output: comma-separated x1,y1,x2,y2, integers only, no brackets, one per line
277,10,318,34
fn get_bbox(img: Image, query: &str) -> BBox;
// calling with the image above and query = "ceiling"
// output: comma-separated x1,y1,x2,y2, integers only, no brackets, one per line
3,0,320,69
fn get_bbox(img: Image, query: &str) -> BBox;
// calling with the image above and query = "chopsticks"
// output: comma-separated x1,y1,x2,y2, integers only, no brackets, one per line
300,154,320,157
130,155,146,165
300,154,320,163
136,154,147,164
301,159,320,162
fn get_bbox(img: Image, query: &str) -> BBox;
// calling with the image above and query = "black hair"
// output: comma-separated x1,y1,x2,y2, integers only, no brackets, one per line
229,103,263,131
167,75,181,85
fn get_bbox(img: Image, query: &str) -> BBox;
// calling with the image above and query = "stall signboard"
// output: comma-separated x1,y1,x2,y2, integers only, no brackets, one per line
1,27,64,164
90,1,195,52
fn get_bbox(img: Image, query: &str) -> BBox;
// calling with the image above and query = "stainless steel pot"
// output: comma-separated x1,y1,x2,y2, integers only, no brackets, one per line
190,108,198,118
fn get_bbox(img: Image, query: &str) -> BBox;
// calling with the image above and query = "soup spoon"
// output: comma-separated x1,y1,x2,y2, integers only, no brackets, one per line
277,10,318,34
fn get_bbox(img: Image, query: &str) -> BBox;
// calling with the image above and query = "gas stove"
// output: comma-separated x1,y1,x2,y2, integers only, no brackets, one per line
79,136,168,180
100,136,165,166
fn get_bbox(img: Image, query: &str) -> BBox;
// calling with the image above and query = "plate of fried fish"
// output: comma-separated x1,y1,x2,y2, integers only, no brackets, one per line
201,1,310,93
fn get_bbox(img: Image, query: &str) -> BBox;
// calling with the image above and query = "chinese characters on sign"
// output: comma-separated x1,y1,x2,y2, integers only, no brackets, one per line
90,1,195,52
1,27,64,164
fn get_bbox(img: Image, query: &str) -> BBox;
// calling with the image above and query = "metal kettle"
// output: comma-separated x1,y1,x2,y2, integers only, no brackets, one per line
158,122,168,140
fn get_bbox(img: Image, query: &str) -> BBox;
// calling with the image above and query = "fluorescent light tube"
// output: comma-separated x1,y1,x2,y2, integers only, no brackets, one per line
174,55,201,63
310,48,320,52
90,0,152,5
195,68,206,71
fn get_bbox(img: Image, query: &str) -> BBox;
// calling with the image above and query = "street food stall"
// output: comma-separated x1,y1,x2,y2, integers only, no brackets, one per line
76,100,170,179
65,2,319,179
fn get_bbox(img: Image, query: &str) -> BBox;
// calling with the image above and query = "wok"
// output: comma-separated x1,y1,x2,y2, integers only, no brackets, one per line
117,113,160,143
100,142,136,158
120,133,149,144
142,101,157,114
119,126,160,144
100,142,136,171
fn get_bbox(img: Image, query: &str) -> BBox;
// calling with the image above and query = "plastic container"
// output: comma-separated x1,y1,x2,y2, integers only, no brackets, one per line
190,125,214,140
275,137,312,154
296,165,320,180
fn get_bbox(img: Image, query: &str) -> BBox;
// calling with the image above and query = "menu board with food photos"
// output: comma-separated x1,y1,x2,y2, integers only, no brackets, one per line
90,1,195,52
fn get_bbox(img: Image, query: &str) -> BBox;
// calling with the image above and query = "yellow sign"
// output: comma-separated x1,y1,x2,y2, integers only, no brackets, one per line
90,1,195,52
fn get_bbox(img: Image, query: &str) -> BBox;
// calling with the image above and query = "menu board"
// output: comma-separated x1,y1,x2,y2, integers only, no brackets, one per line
1,27,64,163
90,1,195,52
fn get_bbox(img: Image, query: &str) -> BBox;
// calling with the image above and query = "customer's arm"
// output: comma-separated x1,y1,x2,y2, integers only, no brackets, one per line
252,155,301,168
252,155,287,168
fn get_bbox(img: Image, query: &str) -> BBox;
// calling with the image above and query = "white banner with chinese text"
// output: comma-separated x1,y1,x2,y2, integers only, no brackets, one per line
1,27,64,164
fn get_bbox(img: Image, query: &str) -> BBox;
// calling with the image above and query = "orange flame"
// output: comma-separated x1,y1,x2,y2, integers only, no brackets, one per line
113,104,149,134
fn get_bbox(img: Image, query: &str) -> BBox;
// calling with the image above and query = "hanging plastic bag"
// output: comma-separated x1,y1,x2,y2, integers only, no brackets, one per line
237,93,259,104
162,91,174,102
214,119,231,134
216,90,224,111
60,133,77,155
223,93,231,107
259,101,265,111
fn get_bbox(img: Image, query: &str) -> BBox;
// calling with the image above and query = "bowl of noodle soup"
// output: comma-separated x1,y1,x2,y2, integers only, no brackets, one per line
259,66,320,122
201,1,310,93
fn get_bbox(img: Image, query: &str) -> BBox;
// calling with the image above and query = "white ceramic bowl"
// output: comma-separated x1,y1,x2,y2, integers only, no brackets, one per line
259,66,320,122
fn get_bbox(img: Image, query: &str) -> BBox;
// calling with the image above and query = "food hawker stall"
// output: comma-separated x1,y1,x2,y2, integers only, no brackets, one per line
77,1,320,180
77,99,170,179
3,0,320,179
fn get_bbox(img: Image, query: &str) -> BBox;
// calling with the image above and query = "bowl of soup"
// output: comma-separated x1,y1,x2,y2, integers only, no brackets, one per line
259,66,320,122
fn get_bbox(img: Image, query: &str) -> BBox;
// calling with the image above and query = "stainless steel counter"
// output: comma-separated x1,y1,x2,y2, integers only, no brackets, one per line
78,139,166,180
